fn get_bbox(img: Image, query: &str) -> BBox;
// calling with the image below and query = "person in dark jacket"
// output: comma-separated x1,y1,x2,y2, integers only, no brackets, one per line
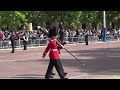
59,22,64,42
85,31,88,45
22,31,28,50
10,31,16,53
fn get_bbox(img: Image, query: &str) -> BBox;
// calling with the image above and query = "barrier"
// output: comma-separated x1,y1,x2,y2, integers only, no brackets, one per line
0,35,120,49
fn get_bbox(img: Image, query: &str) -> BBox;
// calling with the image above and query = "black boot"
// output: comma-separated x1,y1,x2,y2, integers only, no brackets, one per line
64,72,67,76
45,75,53,79
61,77,68,79
50,75,54,78
51,72,55,75
11,50,14,53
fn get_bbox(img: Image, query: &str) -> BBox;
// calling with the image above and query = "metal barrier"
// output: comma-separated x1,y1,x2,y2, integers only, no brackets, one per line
0,35,120,49
0,38,51,49
64,37,85,44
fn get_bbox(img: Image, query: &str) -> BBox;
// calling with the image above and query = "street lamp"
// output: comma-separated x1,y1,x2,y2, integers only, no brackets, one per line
59,11,64,42
59,11,64,29
103,11,107,42
61,11,64,24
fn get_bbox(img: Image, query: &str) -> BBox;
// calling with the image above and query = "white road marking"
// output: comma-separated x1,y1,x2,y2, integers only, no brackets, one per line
68,69,120,79
0,55,10,57
109,69,120,72
68,74,89,79
0,57,42,62
0,46,46,51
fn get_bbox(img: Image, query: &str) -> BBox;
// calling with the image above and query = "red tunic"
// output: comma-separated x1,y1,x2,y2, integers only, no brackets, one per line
44,39,59,59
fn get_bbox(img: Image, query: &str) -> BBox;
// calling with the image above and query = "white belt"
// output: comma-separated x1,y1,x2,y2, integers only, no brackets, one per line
50,49,58,51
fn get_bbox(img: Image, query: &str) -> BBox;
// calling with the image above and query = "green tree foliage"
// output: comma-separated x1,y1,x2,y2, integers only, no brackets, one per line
0,11,28,30
0,11,120,31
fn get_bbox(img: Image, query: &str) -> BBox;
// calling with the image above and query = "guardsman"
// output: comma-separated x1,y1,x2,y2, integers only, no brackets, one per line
42,26,67,79
51,40,67,77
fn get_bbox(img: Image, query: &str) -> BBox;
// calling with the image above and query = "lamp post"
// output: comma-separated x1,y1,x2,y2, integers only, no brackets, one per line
61,11,64,24
59,11,64,42
103,11,107,42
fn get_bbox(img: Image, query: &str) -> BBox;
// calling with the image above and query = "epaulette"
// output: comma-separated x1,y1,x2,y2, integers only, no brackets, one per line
50,38,57,42
50,39,54,42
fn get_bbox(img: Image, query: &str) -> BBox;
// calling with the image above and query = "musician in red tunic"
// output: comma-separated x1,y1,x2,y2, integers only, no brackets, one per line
42,26,67,79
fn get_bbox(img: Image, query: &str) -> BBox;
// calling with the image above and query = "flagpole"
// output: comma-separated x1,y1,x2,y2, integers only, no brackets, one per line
103,11,107,42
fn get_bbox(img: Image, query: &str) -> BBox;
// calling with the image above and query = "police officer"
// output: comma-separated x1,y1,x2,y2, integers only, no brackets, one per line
23,31,28,50
59,22,64,42
42,26,67,79
85,31,88,45
10,31,16,53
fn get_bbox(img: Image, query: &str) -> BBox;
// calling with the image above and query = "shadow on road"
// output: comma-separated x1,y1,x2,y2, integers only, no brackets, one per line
54,47,120,75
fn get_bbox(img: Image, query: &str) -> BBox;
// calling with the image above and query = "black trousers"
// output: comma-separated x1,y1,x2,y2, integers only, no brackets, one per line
45,59,65,79
23,41,27,50
85,39,88,45
85,40,88,45
51,58,64,74
11,40,15,52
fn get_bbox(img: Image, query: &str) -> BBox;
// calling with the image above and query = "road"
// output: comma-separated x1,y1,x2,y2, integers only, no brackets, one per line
0,41,120,79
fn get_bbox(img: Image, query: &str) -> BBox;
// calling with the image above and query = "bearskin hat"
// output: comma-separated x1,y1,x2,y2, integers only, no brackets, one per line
49,26,58,38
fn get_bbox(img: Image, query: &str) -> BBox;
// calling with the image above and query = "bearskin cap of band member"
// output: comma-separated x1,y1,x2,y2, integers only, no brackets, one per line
49,26,58,38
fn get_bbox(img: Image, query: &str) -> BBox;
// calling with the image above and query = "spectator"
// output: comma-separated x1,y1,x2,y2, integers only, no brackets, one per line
16,32,21,47
22,31,29,50
10,31,16,53
0,31,4,40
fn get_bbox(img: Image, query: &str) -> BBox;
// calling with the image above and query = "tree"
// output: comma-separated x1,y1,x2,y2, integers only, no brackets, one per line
0,11,28,31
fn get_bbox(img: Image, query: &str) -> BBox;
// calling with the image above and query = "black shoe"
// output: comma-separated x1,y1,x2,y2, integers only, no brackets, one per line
45,75,54,79
64,72,67,76
51,73,55,75
49,75,53,78
45,77,49,79
62,78,68,79
64,78,68,79
11,52,14,53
